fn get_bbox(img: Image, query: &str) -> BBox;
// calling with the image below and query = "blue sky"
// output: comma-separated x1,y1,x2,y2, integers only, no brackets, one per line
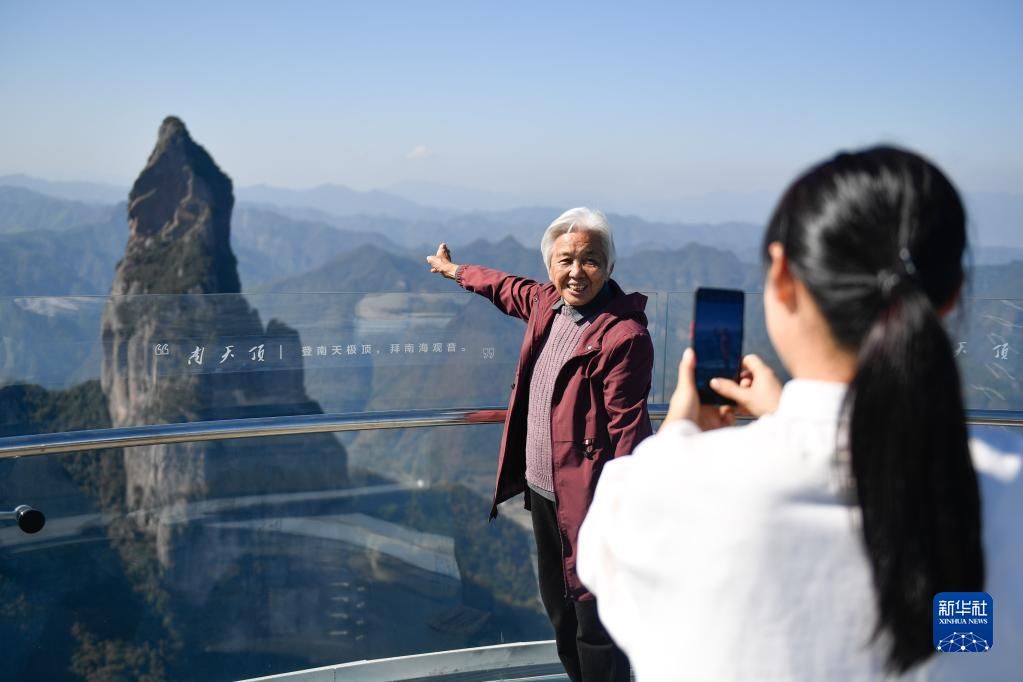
1,0,1020,216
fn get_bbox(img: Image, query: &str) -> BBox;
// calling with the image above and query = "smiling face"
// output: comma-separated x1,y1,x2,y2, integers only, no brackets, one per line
548,230,609,307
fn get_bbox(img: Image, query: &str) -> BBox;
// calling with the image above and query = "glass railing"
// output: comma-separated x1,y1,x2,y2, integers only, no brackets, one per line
665,292,1023,413
1,426,553,681
2,291,1022,681
3,291,1021,429
0,291,573,681
0,291,529,436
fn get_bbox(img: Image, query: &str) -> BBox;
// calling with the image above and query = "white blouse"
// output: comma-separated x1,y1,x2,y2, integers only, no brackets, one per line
577,379,1022,681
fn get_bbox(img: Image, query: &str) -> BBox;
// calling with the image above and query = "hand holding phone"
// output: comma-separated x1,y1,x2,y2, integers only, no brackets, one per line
705,354,783,417
661,347,738,431
692,287,745,406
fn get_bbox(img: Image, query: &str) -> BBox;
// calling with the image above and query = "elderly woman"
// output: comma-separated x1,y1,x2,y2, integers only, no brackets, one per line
426,207,652,682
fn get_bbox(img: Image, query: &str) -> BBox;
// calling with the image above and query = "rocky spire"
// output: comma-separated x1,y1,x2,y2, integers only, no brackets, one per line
117,116,240,295
100,117,347,562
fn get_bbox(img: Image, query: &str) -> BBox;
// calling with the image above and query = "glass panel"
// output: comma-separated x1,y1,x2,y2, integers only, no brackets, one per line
663,292,1023,413
644,291,668,405
5,423,1017,680
0,290,663,437
0,426,549,681
949,299,1023,411
0,292,524,437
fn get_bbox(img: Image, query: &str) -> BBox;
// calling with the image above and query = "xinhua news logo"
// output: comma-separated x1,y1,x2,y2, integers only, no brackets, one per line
933,592,993,653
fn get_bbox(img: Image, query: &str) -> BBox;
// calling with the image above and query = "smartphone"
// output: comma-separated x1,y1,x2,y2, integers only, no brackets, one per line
692,287,745,405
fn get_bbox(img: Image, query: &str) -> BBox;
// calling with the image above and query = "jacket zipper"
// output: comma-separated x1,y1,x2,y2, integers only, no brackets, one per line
542,303,608,598
548,344,601,598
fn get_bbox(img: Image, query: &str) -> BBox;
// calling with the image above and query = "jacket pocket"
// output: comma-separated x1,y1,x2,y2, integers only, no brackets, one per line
554,434,609,463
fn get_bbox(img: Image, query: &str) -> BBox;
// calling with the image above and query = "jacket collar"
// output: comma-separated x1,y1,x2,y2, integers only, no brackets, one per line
571,280,649,354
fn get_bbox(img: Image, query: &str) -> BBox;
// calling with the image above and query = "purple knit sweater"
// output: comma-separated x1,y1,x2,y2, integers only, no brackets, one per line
525,306,590,495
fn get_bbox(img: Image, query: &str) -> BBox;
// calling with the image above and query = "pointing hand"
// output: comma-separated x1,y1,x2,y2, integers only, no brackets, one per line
426,243,459,280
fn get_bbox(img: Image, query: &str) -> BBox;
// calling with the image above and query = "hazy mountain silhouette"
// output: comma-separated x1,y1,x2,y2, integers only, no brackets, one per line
0,185,118,234
387,180,528,212
264,242,451,294
237,182,451,221
232,205,399,288
0,216,126,295
0,173,127,204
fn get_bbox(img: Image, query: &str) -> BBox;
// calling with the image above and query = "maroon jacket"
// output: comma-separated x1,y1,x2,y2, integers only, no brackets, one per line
458,265,654,599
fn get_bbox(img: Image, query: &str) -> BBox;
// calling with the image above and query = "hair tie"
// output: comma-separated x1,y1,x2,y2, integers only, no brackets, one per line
877,269,902,300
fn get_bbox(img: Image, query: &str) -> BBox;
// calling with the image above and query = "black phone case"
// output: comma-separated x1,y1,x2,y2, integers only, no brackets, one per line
693,287,745,406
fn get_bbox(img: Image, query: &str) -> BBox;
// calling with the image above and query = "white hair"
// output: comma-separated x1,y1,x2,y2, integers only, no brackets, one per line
540,207,616,275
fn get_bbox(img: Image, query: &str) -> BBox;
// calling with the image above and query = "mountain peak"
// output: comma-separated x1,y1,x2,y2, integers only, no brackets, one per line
139,116,228,189
142,116,199,171
116,117,240,294
158,114,188,139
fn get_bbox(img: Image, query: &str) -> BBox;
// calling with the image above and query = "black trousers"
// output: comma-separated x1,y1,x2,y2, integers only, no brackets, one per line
529,488,630,682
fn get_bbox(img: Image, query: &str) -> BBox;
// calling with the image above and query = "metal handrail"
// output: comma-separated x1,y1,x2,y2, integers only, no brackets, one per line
1,405,1021,460
0,406,509,459
237,640,563,682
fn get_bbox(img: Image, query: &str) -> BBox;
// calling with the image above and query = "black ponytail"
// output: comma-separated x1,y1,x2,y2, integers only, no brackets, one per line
849,286,982,671
765,147,984,673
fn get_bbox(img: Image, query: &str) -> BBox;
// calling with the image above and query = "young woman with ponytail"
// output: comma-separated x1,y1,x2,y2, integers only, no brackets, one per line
577,147,1020,680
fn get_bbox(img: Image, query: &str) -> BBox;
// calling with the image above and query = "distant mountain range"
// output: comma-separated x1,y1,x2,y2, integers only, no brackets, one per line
0,174,128,205
0,185,119,235
236,183,453,222
2,179,1023,304
231,206,399,289
4,172,1019,252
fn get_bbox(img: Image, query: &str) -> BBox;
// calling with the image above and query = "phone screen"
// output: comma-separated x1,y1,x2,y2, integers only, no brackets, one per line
692,287,745,405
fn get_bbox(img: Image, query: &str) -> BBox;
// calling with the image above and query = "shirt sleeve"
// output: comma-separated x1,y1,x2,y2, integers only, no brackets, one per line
456,264,542,321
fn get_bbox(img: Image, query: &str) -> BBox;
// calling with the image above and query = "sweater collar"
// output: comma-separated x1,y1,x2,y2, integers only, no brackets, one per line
552,282,612,322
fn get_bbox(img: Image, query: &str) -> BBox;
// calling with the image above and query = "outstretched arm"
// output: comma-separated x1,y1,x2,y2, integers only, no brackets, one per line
426,242,542,321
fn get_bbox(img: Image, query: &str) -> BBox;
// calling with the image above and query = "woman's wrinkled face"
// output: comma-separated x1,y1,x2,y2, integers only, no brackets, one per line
549,231,608,307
